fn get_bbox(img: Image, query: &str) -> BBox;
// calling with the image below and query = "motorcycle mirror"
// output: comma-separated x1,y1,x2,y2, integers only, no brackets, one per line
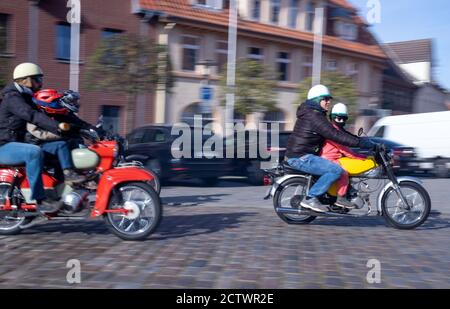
96,115,104,128
358,128,364,137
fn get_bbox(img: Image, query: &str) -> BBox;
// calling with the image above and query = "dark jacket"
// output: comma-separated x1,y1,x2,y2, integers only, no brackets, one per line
0,83,60,146
286,100,360,158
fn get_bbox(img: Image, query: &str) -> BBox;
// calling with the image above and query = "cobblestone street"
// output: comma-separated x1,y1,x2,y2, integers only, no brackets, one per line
0,178,449,289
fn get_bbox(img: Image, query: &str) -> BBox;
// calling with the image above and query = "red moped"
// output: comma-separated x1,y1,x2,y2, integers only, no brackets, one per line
0,130,162,240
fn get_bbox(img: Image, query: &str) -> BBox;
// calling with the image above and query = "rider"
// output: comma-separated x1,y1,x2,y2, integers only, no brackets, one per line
320,103,368,209
285,85,375,213
26,89,87,184
0,63,70,213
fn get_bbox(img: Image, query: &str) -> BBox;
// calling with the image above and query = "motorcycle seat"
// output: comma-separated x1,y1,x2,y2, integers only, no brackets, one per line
281,162,310,176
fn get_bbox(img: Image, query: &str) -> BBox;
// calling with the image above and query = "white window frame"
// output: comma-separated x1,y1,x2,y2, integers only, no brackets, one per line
288,0,299,29
277,52,291,81
305,1,315,32
248,47,264,61
251,0,262,21
193,0,223,10
302,55,313,79
326,59,338,72
216,40,228,73
182,35,200,72
270,0,281,24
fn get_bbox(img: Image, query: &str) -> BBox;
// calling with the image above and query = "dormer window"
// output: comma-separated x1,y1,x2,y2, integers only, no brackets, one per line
335,20,358,41
193,0,224,10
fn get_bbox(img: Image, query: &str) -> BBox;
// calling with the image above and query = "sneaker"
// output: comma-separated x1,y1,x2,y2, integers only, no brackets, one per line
63,169,86,184
300,197,329,213
334,196,356,209
36,198,63,214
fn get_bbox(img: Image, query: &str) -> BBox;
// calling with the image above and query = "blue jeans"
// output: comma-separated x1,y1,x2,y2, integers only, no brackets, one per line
287,155,343,198
41,141,74,170
0,142,45,200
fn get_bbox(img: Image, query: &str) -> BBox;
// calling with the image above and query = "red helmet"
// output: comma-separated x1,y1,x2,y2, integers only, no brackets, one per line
33,89,68,115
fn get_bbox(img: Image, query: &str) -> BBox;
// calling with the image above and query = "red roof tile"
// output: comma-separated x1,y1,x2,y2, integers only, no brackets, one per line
139,0,386,59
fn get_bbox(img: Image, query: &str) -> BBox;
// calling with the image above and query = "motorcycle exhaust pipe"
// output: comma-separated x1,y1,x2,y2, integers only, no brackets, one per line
275,207,312,215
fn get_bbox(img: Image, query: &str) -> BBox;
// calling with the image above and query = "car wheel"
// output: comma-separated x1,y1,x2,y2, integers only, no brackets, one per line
434,159,449,178
246,161,264,186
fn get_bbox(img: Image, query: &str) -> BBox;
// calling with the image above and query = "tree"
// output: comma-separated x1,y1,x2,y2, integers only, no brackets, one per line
84,34,173,133
219,59,278,116
297,72,358,121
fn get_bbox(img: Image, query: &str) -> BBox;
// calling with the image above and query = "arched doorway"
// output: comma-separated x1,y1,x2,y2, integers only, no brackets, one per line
180,102,214,127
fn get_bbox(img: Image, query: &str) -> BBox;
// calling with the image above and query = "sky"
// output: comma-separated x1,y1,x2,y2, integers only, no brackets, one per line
348,0,450,90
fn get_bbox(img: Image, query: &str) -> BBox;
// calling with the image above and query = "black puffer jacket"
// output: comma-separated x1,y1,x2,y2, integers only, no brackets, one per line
286,101,360,158
0,83,60,146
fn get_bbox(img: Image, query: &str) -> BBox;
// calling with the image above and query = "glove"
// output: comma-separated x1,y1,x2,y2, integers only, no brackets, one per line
358,137,376,150
58,122,71,132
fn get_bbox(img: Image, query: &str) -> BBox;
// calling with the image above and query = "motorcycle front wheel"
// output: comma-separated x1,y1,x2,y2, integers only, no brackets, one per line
104,182,162,240
273,178,316,225
381,181,431,230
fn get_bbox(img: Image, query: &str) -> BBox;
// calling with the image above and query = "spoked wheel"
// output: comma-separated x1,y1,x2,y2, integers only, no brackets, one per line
273,178,316,225
144,160,162,195
146,170,161,195
104,182,162,240
381,181,431,230
0,183,31,235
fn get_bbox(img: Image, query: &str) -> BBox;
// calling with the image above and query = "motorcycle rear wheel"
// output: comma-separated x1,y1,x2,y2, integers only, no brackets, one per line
0,183,32,235
273,178,316,225
104,182,162,240
381,181,431,230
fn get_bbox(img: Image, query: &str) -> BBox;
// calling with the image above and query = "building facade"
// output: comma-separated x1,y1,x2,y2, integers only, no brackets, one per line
0,0,156,135
138,0,387,132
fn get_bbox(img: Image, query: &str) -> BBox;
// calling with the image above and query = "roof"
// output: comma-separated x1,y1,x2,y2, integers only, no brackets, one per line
139,0,386,60
384,39,433,64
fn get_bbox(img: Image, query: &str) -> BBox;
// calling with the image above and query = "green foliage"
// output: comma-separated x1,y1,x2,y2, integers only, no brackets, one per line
297,72,358,120
219,59,278,115
84,34,172,95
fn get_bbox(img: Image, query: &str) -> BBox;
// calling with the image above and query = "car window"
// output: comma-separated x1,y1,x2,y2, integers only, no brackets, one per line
128,130,145,144
142,129,167,143
374,126,385,138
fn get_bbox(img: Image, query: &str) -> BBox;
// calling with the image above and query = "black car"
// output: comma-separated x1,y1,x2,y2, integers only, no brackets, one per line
352,137,420,175
223,130,292,185
125,125,232,185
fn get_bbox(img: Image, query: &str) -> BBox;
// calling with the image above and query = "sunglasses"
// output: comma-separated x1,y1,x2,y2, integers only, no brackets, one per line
334,116,348,122
32,76,43,84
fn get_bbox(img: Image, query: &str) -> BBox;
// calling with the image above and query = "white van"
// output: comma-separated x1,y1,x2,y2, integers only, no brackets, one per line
368,111,450,177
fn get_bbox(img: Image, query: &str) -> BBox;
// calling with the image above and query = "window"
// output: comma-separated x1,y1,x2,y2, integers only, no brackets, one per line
248,47,263,61
101,28,124,65
335,21,358,40
305,1,315,31
142,129,167,143
56,23,71,60
277,52,290,81
194,0,224,10
373,126,385,138
0,14,9,54
302,55,313,79
271,0,281,24
101,106,121,134
347,62,359,83
128,129,145,145
288,0,299,28
326,59,338,72
216,41,228,73
182,36,200,71
252,0,261,20
102,28,123,39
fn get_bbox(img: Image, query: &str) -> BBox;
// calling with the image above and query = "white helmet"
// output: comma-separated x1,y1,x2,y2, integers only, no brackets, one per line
307,84,332,100
13,63,44,80
331,103,348,116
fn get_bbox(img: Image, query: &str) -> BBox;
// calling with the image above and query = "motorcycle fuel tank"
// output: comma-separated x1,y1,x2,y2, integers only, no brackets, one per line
71,148,100,170
338,157,378,176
